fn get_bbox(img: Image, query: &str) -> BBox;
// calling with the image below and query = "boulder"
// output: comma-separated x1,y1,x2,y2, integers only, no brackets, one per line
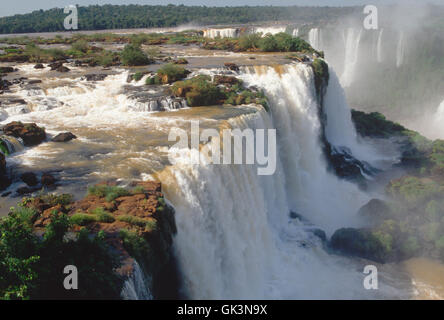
34,63,45,69
224,62,239,71
330,228,387,263
52,132,77,142
83,74,108,81
41,173,56,186
56,66,70,73
2,121,46,146
358,199,391,224
48,61,64,70
214,75,240,85
0,153,10,191
21,172,38,187
0,66,15,74
173,58,188,65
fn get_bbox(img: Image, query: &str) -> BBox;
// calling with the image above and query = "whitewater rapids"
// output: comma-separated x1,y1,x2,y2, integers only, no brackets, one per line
160,64,406,299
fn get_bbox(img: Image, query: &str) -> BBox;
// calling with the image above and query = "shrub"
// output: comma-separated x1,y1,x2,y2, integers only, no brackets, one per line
70,213,97,226
133,72,144,81
117,215,156,231
90,207,115,223
156,63,189,84
171,75,222,106
120,44,152,66
87,185,131,202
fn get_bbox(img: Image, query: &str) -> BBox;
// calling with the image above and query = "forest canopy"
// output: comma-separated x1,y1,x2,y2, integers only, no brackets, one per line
0,5,358,34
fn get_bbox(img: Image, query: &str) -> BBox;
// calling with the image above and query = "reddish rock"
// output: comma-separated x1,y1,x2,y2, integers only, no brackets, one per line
2,121,46,146
214,75,240,85
224,62,239,71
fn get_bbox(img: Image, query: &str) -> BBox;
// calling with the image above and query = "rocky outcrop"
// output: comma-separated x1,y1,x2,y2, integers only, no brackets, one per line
82,74,108,81
26,181,178,299
224,62,239,71
51,132,77,142
330,228,388,263
214,75,240,86
358,199,391,225
34,63,44,69
2,121,46,146
21,172,38,187
0,152,10,190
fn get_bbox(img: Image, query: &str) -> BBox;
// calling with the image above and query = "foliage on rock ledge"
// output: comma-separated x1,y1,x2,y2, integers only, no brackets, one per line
0,181,177,299
334,110,444,263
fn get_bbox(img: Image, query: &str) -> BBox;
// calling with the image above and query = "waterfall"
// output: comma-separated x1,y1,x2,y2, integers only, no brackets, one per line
308,28,321,50
292,28,299,37
255,26,286,36
161,64,402,299
376,29,384,63
203,28,238,39
396,32,405,68
340,28,362,87
120,260,153,300
0,135,24,154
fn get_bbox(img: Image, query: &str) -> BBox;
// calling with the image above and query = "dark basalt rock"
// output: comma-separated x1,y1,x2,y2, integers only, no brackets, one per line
16,186,34,195
2,121,46,146
330,228,387,263
0,66,15,74
52,132,77,142
48,61,64,70
358,199,391,225
21,172,38,187
56,66,70,73
82,74,108,81
224,62,239,71
0,152,10,191
41,173,56,186
34,63,44,69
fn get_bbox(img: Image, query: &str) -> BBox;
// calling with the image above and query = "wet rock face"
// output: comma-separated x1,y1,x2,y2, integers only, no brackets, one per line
52,132,77,142
224,62,239,71
2,121,46,146
82,74,108,81
34,63,44,69
330,228,389,263
0,153,9,191
21,172,38,187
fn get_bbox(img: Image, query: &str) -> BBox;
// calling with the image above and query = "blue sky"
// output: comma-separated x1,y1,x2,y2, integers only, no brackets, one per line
1,0,443,17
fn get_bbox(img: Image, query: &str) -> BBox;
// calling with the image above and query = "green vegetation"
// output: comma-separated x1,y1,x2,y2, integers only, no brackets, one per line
116,215,157,231
312,58,329,95
87,185,131,202
0,5,357,34
171,75,269,110
155,63,190,84
0,206,120,299
120,44,152,66
204,32,319,55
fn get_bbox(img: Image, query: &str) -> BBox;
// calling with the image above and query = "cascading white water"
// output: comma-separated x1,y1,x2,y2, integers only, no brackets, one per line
340,28,362,87
255,26,286,36
203,28,238,39
324,67,395,166
163,64,403,299
308,28,321,50
120,260,153,300
396,32,405,68
292,28,299,37
376,28,384,63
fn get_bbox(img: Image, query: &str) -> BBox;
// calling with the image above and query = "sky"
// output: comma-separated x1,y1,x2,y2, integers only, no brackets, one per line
1,0,443,17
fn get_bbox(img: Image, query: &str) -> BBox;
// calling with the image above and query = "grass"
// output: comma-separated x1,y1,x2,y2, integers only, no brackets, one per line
116,215,157,231
87,185,131,202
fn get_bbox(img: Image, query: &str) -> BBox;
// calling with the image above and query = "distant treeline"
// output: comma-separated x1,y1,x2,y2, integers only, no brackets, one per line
0,4,358,34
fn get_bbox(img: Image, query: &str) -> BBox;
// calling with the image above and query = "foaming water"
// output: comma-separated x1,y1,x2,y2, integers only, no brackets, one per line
308,28,321,51
255,27,286,36
396,31,405,68
158,64,408,299
340,28,362,87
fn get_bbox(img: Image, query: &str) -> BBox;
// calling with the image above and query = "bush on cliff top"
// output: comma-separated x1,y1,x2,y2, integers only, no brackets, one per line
120,44,152,66
0,207,120,299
